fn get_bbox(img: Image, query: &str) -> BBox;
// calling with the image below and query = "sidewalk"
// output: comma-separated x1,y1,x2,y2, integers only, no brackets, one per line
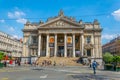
0,66,30,72
30,65,120,80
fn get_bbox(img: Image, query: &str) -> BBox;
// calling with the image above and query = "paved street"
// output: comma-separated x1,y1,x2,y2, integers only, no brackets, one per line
0,66,120,80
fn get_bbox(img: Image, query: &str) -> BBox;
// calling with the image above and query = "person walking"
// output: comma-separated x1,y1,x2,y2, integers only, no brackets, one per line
92,60,97,74
17,60,21,66
53,61,56,66
3,61,7,67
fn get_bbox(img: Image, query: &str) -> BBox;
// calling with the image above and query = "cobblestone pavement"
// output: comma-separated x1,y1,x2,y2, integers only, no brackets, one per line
66,73,119,80
37,66,120,80
0,66,120,80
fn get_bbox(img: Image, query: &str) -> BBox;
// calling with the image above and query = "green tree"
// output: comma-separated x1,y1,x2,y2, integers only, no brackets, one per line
0,51,4,62
113,56,120,66
103,52,113,63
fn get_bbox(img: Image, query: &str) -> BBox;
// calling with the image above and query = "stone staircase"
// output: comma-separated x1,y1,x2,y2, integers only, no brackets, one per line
35,57,82,66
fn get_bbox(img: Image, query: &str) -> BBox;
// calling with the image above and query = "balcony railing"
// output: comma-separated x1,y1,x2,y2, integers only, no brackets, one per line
84,43,94,49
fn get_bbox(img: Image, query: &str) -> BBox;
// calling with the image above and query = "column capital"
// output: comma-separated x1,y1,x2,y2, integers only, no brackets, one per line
64,33,67,35
45,33,49,35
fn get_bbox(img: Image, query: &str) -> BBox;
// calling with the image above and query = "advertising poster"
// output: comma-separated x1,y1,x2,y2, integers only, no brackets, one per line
67,36,72,47
49,36,54,47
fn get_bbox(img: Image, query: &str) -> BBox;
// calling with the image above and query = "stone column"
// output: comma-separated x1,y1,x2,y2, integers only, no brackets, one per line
98,36,102,58
30,49,32,56
80,35,82,56
54,34,57,57
81,34,84,56
46,34,50,57
38,34,41,56
64,34,67,57
94,36,96,58
34,49,36,56
73,34,75,57
91,35,94,57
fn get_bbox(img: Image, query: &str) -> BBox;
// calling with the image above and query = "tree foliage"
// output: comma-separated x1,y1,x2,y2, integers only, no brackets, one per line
0,51,5,61
113,56,120,62
103,52,113,63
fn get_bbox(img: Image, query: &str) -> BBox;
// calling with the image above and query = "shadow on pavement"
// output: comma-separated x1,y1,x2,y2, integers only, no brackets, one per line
70,73,110,80
32,68,44,71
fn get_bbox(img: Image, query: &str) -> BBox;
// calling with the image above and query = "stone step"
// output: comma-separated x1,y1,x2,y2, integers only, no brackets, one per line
35,57,82,66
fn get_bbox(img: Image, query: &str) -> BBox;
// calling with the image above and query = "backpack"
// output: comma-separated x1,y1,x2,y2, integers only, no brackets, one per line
92,62,96,68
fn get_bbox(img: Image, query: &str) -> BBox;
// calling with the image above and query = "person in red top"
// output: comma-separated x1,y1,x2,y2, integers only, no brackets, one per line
5,55,8,60
9,60,13,65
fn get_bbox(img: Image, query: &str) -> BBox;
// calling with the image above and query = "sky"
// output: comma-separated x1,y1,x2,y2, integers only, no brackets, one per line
0,0,120,45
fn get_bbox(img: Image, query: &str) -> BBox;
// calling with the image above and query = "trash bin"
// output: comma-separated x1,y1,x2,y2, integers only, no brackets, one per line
0,63,4,68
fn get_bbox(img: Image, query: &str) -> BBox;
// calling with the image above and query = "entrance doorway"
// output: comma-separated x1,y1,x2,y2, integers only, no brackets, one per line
58,46,64,57
50,48,54,57
67,48,72,57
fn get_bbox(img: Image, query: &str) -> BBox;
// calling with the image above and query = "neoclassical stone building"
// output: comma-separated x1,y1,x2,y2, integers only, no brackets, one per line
0,31,22,57
22,10,102,63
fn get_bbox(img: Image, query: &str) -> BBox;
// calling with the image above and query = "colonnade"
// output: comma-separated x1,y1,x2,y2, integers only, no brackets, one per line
37,33,84,57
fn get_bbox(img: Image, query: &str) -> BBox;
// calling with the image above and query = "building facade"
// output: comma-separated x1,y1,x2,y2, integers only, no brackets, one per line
102,36,120,55
23,10,102,63
0,31,23,57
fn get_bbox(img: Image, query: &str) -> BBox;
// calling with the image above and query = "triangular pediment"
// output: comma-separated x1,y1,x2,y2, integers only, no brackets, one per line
38,17,83,28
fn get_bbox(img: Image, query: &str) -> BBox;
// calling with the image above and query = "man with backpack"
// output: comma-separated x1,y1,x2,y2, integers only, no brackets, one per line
92,60,97,74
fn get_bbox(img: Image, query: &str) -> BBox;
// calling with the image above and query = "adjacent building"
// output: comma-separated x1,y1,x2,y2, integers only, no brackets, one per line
22,10,102,63
102,36,120,55
0,31,23,57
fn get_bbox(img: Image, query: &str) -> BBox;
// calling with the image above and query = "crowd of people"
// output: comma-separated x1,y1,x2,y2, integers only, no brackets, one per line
28,60,66,67
1,57,100,75
2,59,21,67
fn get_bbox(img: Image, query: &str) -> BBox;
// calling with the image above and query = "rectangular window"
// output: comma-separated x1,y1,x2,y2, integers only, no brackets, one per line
86,36,91,43
87,49,91,56
32,36,37,43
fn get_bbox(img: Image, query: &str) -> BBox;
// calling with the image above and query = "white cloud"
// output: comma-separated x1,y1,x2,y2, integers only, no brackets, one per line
9,27,15,32
8,11,25,18
8,12,14,18
0,19,5,23
12,35,21,39
112,9,120,21
8,10,26,24
15,11,25,18
102,34,117,40
16,18,27,24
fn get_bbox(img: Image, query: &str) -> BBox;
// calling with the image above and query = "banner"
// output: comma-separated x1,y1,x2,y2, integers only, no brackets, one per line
49,43,54,47
67,36,72,48
67,36,72,44
49,36,54,43
49,36,54,47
